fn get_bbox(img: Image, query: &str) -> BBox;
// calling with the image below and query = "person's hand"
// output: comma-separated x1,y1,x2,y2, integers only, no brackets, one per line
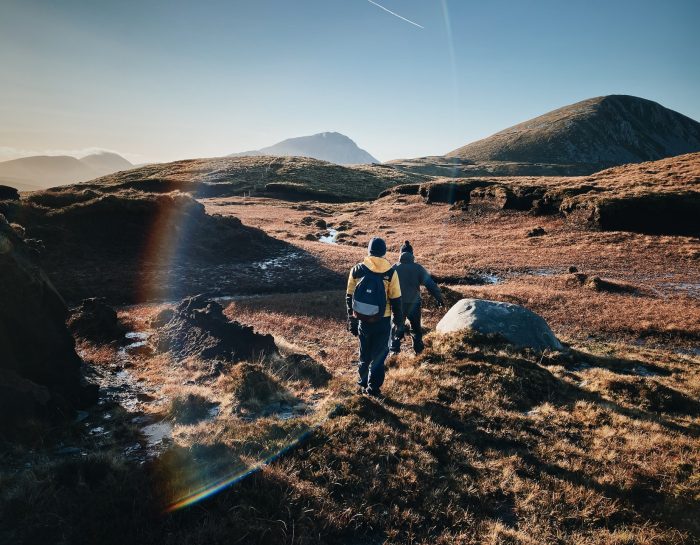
348,318,359,337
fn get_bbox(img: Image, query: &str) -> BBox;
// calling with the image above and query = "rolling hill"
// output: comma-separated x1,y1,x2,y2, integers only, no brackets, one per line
0,152,133,191
67,155,426,202
388,95,700,177
447,95,700,167
229,132,378,165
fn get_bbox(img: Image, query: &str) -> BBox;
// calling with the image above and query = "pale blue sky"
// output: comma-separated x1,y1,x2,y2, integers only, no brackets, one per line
1,0,698,163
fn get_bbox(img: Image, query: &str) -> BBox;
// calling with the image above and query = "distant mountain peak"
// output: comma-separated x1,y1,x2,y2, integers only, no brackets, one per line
229,132,378,165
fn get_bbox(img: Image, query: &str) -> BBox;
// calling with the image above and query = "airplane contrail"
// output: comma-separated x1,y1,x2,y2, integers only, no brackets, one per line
366,0,424,29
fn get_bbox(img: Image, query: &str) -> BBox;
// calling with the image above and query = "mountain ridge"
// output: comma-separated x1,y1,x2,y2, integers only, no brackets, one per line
0,152,134,191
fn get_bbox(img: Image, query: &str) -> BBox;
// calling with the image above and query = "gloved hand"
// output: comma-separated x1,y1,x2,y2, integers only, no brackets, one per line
348,317,359,337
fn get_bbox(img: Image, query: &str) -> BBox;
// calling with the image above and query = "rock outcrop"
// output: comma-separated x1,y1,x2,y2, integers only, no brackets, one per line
152,295,277,362
436,298,564,352
68,298,126,343
0,215,97,430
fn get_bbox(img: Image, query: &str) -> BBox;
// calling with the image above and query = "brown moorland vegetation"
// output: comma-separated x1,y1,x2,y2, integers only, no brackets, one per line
205,156,700,347
1,152,699,544
387,152,700,236
1,288,698,544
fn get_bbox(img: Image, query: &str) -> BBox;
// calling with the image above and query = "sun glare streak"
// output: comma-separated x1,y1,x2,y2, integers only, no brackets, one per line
366,0,424,29
440,0,459,117
164,404,340,512
137,193,200,303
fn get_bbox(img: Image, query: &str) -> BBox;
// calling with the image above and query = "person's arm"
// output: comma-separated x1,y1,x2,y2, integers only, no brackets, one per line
388,270,404,331
420,265,444,306
346,267,359,335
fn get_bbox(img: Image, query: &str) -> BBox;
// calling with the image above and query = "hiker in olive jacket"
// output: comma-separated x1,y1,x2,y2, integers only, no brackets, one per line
346,237,404,397
391,241,444,354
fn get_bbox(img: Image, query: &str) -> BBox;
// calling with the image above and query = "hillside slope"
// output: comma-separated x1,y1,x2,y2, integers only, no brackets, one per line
386,96,700,179
447,95,700,168
230,132,378,165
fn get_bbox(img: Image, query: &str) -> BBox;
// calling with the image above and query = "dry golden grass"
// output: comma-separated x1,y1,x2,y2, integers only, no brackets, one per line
3,288,700,544
205,190,700,348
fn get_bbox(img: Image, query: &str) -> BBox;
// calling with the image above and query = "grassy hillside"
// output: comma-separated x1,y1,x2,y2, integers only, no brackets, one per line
70,155,428,202
446,95,700,168
2,150,699,544
385,96,700,178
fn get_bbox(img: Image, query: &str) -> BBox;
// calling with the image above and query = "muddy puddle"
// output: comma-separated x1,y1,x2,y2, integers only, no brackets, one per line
658,281,700,299
251,250,304,272
435,271,503,285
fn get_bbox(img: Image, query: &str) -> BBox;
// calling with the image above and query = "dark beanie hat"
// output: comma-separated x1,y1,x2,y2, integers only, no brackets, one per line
400,240,413,254
368,237,387,257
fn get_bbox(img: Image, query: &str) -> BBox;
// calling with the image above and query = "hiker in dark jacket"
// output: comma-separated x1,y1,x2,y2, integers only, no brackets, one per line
346,237,404,397
391,240,444,354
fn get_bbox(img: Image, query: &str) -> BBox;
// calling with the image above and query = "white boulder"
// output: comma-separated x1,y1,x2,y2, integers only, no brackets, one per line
436,298,564,351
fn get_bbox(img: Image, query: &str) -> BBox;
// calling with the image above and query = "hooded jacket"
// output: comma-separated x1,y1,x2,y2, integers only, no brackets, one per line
346,256,402,319
394,252,443,312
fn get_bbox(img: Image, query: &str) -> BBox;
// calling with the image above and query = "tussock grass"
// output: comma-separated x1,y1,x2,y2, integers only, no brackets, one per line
6,290,698,544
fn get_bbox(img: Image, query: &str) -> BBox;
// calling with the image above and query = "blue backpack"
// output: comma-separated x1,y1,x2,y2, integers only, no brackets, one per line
352,266,392,322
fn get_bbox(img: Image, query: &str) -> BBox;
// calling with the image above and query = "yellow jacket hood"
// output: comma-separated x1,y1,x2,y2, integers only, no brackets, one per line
362,255,393,274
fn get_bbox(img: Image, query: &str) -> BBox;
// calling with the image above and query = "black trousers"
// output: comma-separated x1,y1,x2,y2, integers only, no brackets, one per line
390,303,423,353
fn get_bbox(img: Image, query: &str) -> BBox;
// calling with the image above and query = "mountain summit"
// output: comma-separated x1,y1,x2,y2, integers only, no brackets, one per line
229,132,378,165
447,95,700,169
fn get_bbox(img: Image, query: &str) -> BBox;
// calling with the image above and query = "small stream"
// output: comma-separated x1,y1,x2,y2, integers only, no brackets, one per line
319,228,339,244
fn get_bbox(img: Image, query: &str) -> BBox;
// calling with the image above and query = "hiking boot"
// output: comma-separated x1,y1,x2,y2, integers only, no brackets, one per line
365,387,384,400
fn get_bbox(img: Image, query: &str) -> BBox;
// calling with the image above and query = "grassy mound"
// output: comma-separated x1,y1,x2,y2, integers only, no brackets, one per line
166,393,217,425
0,190,296,303
222,363,293,413
267,353,332,387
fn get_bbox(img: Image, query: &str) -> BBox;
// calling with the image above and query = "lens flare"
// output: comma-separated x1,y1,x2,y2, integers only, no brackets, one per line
124,189,337,512
164,402,339,512
137,192,202,303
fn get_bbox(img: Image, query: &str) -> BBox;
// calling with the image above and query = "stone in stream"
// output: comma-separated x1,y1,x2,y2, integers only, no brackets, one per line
436,298,564,352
